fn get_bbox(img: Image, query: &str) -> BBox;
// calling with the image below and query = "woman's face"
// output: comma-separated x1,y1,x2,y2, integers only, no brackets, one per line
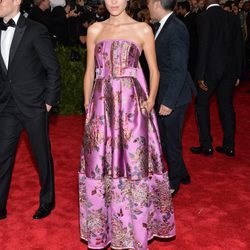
232,5,239,15
104,0,127,16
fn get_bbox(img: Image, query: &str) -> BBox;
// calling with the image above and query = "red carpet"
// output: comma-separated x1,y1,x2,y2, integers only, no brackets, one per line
0,82,250,250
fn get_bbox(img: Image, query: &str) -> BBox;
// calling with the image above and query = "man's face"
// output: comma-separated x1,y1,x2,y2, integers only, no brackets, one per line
198,0,205,9
147,0,158,20
239,0,243,9
223,6,231,12
0,0,20,20
191,0,198,9
244,2,250,11
232,5,238,15
42,0,51,10
97,5,106,15
178,6,185,15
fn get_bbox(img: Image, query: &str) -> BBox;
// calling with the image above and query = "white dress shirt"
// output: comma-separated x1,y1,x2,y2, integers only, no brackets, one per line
206,3,220,10
1,12,21,69
155,12,173,39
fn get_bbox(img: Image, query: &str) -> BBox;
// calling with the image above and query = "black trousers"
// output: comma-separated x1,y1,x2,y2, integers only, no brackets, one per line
0,98,55,212
195,78,236,149
157,104,189,190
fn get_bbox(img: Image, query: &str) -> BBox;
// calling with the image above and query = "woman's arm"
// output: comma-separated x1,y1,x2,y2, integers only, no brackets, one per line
83,24,99,110
141,23,160,112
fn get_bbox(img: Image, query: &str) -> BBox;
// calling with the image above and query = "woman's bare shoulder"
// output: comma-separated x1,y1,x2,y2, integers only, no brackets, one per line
88,22,104,35
131,22,153,41
137,22,153,34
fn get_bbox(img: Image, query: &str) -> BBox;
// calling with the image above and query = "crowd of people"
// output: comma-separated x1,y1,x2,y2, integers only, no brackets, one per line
19,0,250,67
0,0,245,249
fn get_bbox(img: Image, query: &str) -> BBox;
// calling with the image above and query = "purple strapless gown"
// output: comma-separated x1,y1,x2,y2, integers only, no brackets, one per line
79,39,175,249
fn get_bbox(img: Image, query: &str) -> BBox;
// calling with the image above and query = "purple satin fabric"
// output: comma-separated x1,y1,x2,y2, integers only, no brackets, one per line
79,39,175,249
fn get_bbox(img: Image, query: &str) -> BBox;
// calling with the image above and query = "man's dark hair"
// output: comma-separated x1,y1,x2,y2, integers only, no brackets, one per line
177,1,191,12
224,0,233,9
160,0,177,11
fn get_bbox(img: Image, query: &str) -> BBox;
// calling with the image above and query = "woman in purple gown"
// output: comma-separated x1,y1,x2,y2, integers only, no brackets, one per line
79,0,175,249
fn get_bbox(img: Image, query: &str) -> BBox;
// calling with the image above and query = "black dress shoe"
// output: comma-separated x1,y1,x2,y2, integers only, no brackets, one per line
215,146,235,157
180,175,191,185
0,209,7,220
33,203,54,219
190,146,213,156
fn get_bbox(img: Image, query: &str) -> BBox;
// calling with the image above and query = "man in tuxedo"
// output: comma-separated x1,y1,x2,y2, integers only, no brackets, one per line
28,0,79,45
177,1,198,81
147,0,196,196
0,0,60,220
190,0,243,157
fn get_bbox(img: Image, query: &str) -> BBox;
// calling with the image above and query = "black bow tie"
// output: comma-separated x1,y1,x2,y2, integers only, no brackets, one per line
0,19,16,31
153,22,161,34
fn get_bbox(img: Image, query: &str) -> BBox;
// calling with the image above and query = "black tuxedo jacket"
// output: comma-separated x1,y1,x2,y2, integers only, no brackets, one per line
155,13,196,110
196,6,243,81
183,12,198,77
50,6,69,45
0,15,60,117
29,6,68,42
184,12,197,43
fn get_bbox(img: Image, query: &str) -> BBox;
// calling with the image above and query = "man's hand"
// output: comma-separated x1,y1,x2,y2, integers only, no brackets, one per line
46,104,52,112
66,9,80,18
198,80,208,91
235,79,240,86
159,104,172,116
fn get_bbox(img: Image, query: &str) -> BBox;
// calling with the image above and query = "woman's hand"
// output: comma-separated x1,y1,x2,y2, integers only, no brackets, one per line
141,98,155,113
84,103,89,112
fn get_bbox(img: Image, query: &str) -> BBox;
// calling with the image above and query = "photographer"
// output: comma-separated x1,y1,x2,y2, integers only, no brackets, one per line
29,0,78,45
94,3,108,22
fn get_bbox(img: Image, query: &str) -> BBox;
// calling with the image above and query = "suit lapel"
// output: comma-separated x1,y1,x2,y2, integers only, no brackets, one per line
0,27,8,74
155,13,174,45
8,15,26,68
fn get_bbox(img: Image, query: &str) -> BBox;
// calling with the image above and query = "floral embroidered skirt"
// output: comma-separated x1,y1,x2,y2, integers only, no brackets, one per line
79,75,175,249
79,172,175,249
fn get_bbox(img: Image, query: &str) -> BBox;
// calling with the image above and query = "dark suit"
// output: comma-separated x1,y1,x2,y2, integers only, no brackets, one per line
50,6,69,45
28,6,53,35
245,12,250,68
195,6,243,150
28,5,68,45
155,13,196,190
183,12,198,80
0,14,60,212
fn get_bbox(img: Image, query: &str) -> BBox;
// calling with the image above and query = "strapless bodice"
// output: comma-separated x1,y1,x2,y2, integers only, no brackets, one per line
95,39,142,79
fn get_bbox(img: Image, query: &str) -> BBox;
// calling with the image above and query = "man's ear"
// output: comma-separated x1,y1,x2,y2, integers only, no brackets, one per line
15,0,22,7
154,0,161,9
